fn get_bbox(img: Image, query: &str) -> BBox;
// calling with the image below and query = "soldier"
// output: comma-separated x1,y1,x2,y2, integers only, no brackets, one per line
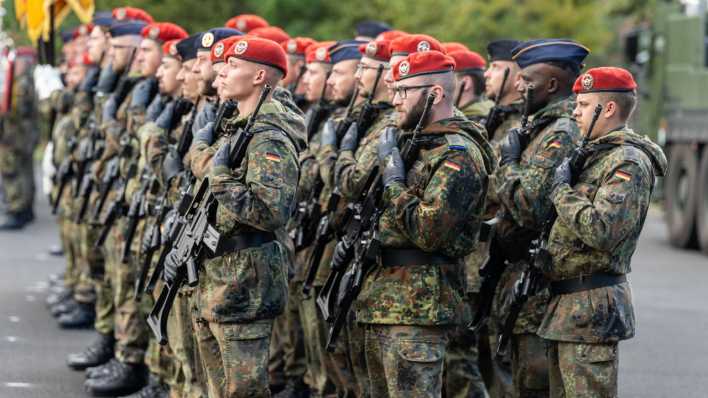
353,50,494,397
281,37,316,110
493,39,589,398
541,67,666,397
172,36,302,398
0,47,39,230
448,49,492,123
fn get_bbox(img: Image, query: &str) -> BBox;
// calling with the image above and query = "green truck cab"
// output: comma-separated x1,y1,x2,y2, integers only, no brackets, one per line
624,1,708,253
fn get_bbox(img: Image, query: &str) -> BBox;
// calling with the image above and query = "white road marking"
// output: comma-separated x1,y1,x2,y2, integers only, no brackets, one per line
8,316,20,323
4,336,18,343
4,382,33,388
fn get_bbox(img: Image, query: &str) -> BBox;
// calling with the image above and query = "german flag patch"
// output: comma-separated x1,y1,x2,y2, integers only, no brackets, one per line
614,170,632,181
443,160,462,172
265,152,282,162
548,140,562,149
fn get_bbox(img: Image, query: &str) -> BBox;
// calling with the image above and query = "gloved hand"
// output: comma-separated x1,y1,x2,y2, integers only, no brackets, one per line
79,67,101,93
320,120,337,147
155,101,176,130
212,142,231,169
551,158,572,193
145,94,165,122
96,64,118,94
194,122,216,146
500,128,529,166
162,148,184,183
102,95,118,122
569,146,591,179
331,240,352,270
339,122,359,152
377,127,399,162
194,102,217,133
382,147,406,187
130,77,157,109
173,97,194,120
163,249,180,284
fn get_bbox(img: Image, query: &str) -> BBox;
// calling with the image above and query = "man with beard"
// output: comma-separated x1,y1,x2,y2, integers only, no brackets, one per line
174,36,302,398
492,39,589,398
358,50,494,397
449,50,492,124
281,37,316,111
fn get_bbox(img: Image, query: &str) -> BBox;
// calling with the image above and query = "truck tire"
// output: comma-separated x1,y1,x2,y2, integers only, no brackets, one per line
664,144,698,248
695,146,708,254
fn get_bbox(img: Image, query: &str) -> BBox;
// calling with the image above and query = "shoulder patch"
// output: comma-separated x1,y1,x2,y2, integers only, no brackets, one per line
445,134,466,151
552,117,577,135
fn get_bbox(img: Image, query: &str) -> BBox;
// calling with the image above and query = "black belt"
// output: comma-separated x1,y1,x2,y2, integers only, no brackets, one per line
379,248,456,267
212,231,276,257
550,273,627,295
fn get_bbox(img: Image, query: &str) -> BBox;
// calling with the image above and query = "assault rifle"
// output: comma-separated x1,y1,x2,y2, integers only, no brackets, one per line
304,70,332,142
75,124,104,223
148,87,270,345
121,171,153,263
134,186,171,302
319,93,437,351
50,137,77,215
91,157,120,222
484,67,510,140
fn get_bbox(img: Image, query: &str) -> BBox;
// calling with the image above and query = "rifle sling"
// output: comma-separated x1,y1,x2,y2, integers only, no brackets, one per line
549,272,626,296
379,248,456,267
209,231,276,258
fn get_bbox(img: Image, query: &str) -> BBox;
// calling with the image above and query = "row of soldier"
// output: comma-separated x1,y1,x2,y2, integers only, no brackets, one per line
40,6,667,398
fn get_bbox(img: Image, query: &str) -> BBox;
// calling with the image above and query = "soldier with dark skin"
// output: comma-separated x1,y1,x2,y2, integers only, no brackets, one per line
494,39,589,398
355,50,495,398
543,67,666,398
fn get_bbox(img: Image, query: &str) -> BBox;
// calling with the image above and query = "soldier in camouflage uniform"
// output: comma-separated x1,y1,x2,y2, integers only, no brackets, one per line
542,67,666,398
173,36,303,398
353,50,494,398
449,49,493,125
0,48,39,230
494,39,589,398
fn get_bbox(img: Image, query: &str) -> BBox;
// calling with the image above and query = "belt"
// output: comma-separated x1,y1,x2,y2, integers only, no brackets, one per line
550,273,627,295
379,248,456,267
211,231,276,257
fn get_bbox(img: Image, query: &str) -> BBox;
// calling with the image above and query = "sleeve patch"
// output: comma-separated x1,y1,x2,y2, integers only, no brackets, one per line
443,160,462,172
614,170,631,181
265,152,282,162
548,140,562,149
449,144,466,151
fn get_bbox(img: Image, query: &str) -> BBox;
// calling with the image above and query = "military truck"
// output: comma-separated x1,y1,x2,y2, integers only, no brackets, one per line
623,0,708,254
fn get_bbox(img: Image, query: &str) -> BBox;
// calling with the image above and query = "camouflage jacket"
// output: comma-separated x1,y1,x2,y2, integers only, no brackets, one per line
198,98,303,323
1,72,38,151
538,128,667,344
459,98,493,124
355,116,495,326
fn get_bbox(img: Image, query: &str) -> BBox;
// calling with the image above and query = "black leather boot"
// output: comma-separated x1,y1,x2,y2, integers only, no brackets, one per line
67,332,114,370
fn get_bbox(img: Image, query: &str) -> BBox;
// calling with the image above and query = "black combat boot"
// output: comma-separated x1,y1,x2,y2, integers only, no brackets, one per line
124,374,169,398
50,297,78,317
0,212,26,230
57,302,95,328
273,377,311,398
46,287,72,308
84,360,146,397
67,332,115,370
86,358,120,379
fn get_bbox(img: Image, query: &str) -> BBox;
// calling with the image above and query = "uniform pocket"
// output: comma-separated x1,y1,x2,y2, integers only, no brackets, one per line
577,343,616,364
223,321,272,341
397,340,444,363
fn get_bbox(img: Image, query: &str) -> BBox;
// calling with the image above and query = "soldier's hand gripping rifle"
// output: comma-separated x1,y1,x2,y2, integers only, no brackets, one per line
134,186,172,302
121,171,154,263
95,177,128,248
320,93,437,351
75,124,104,223
148,86,271,345
304,70,333,142
495,104,604,357
484,67,510,140
91,157,120,222
50,137,78,215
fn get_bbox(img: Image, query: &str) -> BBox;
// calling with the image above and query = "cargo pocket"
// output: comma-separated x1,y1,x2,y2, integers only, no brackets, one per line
577,343,616,364
395,339,444,392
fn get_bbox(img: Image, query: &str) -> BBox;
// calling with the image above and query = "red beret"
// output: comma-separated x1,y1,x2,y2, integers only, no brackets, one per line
376,30,408,41
141,23,189,44
225,14,269,32
283,37,317,57
392,50,455,82
443,42,470,54
248,26,291,45
390,34,445,57
163,39,181,59
359,40,391,62
211,36,242,63
69,53,93,68
305,41,335,64
448,50,486,71
73,23,94,38
112,7,154,24
224,36,288,76
573,67,637,94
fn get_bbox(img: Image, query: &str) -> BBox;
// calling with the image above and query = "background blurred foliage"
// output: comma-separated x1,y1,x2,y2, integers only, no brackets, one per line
4,0,664,64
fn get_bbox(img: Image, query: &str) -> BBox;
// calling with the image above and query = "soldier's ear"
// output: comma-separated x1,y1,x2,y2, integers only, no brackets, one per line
604,100,617,119
547,77,558,95
253,69,267,85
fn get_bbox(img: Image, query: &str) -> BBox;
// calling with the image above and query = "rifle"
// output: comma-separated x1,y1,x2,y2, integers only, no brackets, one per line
134,187,171,302
50,137,77,215
121,171,153,263
333,85,360,143
304,70,333,142
91,157,120,222
484,67,510,140
494,103,604,357
147,86,270,345
351,64,385,146
75,125,104,223
175,97,198,156
319,92,437,351
95,180,127,248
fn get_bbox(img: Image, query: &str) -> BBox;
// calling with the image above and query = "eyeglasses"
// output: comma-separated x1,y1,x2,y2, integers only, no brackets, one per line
356,63,390,72
392,84,434,99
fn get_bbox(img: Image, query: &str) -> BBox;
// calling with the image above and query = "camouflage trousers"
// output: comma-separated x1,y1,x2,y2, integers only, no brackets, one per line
483,332,513,398
143,284,177,387
548,341,618,398
299,287,337,397
511,333,549,398
364,324,449,398
168,290,207,398
193,318,273,398
59,217,79,291
344,311,369,397
0,144,34,213
444,327,489,398
270,279,307,386
73,223,99,305
93,230,115,335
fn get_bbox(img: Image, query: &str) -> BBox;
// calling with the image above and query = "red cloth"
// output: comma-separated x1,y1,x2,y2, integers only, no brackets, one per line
224,36,288,75
448,50,486,71
392,50,455,81
112,7,154,24
141,23,189,43
359,39,391,62
225,14,269,32
573,67,637,94
390,34,444,57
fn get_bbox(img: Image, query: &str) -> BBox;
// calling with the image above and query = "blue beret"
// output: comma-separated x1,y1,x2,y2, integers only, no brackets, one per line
177,33,201,61
512,39,589,73
198,28,243,51
487,39,521,62
330,40,367,64
109,21,147,37
355,20,391,39
92,11,113,28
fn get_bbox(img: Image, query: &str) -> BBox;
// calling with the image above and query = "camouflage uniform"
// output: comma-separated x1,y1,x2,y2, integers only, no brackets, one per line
539,128,666,397
495,97,581,397
188,98,302,398
0,67,38,219
459,98,493,124
356,116,494,398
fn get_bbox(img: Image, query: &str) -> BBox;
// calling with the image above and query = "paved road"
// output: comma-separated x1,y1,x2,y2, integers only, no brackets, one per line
0,201,706,397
